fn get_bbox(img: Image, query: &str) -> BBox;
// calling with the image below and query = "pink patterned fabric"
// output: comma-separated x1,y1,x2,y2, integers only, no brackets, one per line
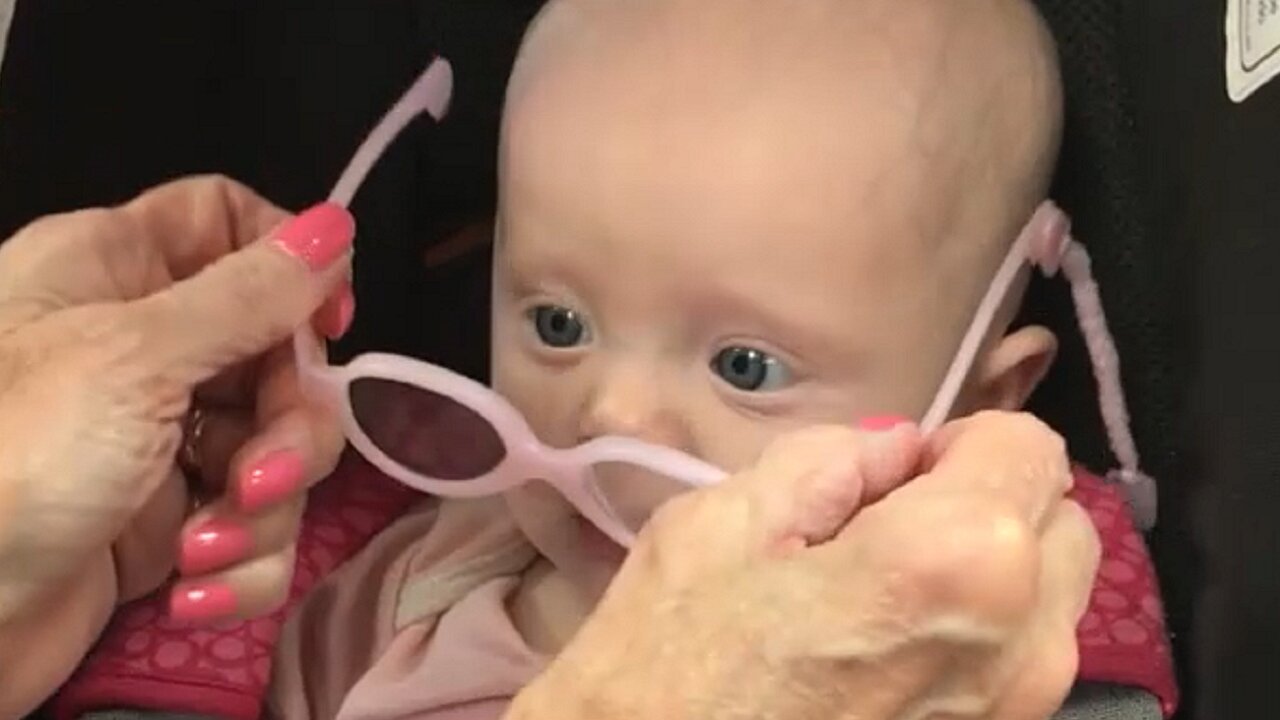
1070,470,1179,715
52,462,1178,719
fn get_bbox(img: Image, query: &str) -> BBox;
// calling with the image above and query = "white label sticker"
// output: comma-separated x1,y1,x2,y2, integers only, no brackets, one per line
1226,0,1280,102
0,0,16,79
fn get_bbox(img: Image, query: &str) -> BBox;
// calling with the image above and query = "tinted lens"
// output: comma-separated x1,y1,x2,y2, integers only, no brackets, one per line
349,377,506,480
587,462,693,534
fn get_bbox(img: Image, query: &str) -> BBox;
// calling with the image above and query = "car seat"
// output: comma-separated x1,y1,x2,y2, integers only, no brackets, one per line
1,1,1270,718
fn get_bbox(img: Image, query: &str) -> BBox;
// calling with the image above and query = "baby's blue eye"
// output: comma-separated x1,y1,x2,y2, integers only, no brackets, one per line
711,346,791,392
529,304,590,348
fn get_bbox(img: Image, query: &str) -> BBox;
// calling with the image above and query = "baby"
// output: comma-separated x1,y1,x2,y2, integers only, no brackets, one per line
268,0,1173,717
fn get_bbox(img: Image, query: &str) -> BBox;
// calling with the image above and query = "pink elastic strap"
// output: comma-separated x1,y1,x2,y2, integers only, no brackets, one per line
1052,224,1157,530
922,201,1157,530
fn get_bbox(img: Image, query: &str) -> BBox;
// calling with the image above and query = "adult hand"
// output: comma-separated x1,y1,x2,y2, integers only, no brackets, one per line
511,412,1100,720
0,176,354,717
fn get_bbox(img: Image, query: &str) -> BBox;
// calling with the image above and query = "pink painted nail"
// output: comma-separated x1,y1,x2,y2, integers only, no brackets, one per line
314,284,356,340
858,415,910,432
168,582,237,621
238,450,304,512
274,202,355,271
179,519,253,576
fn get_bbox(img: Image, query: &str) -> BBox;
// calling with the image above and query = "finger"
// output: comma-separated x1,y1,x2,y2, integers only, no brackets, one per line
127,201,354,389
987,624,1078,720
919,501,1098,720
741,423,924,549
113,471,188,603
176,494,306,577
118,174,291,280
989,502,1099,720
230,404,343,514
168,545,298,622
1044,500,1102,623
646,424,923,563
0,176,283,328
226,343,345,512
916,411,1072,530
312,279,356,341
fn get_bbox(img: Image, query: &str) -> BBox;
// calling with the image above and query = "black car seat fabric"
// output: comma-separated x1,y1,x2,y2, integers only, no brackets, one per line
1024,0,1194,716
0,1,1236,719
1130,0,1280,718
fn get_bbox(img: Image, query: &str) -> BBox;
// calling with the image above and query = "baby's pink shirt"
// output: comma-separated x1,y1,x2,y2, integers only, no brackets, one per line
268,495,544,720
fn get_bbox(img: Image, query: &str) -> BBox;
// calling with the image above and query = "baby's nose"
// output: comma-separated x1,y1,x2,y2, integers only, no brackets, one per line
577,361,684,448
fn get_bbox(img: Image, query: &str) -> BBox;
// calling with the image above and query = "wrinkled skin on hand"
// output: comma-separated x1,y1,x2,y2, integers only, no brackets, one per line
0,176,349,718
512,412,1099,720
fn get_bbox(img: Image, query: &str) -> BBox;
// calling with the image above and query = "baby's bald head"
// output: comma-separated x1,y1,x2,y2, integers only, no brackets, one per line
505,0,1060,272
494,0,1065,430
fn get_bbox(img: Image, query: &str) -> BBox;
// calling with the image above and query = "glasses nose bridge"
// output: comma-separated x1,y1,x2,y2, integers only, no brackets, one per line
503,430,584,486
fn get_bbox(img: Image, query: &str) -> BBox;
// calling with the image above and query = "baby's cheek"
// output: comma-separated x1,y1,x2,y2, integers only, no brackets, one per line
688,402,801,474
492,354,584,450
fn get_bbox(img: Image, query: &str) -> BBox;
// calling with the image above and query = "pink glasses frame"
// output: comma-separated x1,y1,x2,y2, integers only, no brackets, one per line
296,58,724,547
296,56,1157,540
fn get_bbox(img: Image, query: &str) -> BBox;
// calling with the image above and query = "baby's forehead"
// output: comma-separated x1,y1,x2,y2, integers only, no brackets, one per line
503,0,1059,305
509,3,1052,213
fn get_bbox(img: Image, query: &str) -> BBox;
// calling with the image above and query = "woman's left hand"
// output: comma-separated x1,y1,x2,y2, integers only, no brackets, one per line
0,175,352,638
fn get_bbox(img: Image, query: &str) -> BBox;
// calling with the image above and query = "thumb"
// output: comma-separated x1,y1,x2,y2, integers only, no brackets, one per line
734,423,924,552
131,202,354,386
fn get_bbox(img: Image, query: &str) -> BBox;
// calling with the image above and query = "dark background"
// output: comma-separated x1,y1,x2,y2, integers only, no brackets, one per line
2,2,1278,718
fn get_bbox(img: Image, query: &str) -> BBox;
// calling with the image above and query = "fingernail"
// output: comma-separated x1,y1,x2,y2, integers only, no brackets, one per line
274,202,355,271
179,519,253,576
168,582,237,621
858,415,910,432
315,284,356,340
238,450,304,512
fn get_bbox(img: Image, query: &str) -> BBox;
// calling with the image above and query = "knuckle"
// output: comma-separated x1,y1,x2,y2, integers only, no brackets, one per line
891,498,1039,625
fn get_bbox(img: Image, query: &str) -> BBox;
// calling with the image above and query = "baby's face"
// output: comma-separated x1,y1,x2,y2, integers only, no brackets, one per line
490,0,1059,577
493,129,955,472
491,71,985,568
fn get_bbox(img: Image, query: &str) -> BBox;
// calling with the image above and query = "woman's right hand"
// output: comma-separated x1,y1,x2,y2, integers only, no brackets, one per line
511,411,1100,720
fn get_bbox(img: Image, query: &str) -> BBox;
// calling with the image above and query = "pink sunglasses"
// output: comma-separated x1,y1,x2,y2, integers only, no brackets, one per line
297,57,1157,544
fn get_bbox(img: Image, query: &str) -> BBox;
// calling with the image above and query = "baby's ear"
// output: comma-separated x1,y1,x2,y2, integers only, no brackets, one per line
971,326,1058,411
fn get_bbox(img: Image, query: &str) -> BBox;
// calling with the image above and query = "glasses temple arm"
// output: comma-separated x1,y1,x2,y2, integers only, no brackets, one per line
328,58,454,208
920,232,1031,434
